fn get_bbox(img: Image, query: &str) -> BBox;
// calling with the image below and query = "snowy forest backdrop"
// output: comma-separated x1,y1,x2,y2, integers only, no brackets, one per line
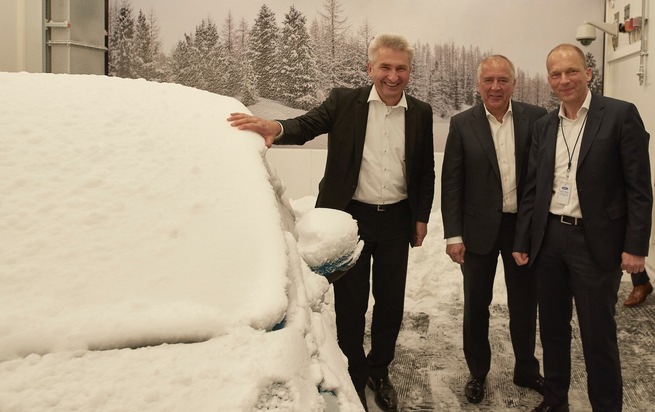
107,0,604,120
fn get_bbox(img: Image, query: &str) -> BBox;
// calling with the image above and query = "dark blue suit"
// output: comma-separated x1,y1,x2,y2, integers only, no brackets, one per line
514,93,652,410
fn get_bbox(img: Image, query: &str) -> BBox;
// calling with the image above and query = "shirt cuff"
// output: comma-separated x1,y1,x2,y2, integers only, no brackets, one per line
274,121,284,141
446,236,463,245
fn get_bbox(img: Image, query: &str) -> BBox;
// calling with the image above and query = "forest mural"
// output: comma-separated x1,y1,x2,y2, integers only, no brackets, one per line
108,0,604,117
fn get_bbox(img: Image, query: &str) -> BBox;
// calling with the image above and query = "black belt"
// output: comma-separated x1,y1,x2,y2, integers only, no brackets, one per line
550,213,583,226
350,199,407,212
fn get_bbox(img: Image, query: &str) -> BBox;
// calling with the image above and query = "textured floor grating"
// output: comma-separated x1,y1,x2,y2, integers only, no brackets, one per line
364,281,655,411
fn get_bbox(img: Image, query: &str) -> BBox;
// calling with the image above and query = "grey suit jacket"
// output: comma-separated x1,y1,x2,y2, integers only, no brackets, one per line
276,86,435,245
514,93,652,270
441,101,547,255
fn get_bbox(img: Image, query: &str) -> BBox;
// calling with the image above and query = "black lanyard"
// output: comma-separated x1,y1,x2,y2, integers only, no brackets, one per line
560,113,588,173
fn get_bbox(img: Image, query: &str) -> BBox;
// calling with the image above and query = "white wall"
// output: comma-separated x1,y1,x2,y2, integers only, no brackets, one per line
603,0,654,132
265,149,327,200
0,0,44,73
601,0,655,264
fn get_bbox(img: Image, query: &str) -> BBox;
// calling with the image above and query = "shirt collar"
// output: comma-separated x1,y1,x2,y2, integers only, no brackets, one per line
484,101,513,123
558,90,591,120
367,86,408,109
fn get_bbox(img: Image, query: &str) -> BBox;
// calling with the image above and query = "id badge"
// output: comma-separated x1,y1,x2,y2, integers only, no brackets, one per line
557,183,571,205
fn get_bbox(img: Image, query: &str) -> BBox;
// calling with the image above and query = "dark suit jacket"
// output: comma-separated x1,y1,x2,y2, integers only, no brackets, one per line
514,93,652,270
441,101,547,255
276,86,435,245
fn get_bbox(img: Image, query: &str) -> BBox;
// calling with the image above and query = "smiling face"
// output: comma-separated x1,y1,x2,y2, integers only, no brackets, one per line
367,47,411,106
547,45,592,117
477,57,515,120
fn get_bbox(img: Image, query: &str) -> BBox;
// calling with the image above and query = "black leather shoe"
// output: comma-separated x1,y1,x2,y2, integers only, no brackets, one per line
514,375,545,395
366,376,398,411
357,389,368,412
464,376,485,403
531,401,570,412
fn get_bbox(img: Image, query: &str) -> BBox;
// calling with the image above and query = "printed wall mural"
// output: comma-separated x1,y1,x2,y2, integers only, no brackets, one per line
108,0,605,150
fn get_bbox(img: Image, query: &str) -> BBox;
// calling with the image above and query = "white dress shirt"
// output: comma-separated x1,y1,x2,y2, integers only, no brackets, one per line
486,103,518,214
549,91,592,218
352,86,408,205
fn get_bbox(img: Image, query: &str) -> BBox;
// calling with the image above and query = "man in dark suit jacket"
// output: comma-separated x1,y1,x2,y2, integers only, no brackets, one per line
229,33,435,412
513,44,652,412
441,55,546,404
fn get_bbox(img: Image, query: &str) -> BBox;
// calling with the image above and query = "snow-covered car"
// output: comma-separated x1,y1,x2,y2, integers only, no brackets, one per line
0,72,362,411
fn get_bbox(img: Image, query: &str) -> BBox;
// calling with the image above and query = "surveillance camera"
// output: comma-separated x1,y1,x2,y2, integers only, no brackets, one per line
576,24,596,46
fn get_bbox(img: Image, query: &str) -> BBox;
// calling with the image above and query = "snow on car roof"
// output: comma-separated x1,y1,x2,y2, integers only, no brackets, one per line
0,72,290,361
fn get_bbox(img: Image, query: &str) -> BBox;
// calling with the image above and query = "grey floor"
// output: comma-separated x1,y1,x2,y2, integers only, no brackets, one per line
363,281,655,412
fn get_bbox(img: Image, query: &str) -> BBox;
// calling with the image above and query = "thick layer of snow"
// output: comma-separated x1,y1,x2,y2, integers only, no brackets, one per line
0,73,291,359
0,72,361,411
296,208,363,271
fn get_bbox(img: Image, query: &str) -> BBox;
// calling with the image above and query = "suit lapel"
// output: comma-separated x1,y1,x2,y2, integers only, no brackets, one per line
512,102,528,186
472,105,502,183
354,87,370,170
577,94,603,168
544,113,559,187
405,96,417,183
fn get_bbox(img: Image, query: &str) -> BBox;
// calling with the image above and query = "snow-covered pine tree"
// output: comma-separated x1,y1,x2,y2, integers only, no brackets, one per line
235,18,258,106
109,1,135,79
279,6,319,110
586,52,603,95
250,5,280,100
169,34,197,88
316,0,350,90
132,10,166,82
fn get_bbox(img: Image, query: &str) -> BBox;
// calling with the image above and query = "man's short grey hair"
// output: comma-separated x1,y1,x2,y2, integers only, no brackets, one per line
368,33,414,65
476,55,516,81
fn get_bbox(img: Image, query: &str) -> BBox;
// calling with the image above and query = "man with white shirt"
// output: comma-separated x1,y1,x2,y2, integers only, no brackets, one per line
513,44,652,412
441,55,546,404
228,33,435,412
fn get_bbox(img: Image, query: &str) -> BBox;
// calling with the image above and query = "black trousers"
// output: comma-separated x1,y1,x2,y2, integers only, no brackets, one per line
334,200,411,392
461,213,539,381
631,269,650,286
535,215,622,411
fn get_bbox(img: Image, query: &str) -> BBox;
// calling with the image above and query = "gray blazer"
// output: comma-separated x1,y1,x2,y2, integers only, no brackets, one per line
441,101,547,255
